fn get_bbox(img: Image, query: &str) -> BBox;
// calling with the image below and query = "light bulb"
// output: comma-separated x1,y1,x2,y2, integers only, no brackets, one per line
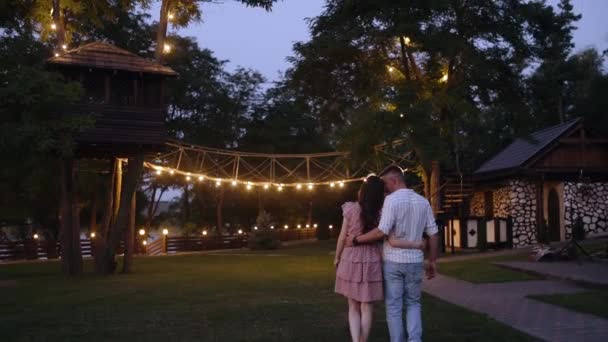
156,170,162,175
307,183,313,190
232,180,237,187
216,180,221,187
51,23,57,30
90,232,96,238
296,184,302,190
162,228,169,235
202,230,208,236
264,184,269,190
139,229,145,236
199,176,204,182
330,182,335,188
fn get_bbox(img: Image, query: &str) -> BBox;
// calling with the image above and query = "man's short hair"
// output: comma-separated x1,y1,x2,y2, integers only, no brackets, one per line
379,165,406,184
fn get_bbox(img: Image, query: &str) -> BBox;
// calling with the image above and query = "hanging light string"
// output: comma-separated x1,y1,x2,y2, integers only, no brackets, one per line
144,162,363,189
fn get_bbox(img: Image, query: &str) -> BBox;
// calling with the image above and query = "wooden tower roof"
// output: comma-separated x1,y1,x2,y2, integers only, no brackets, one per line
47,41,177,76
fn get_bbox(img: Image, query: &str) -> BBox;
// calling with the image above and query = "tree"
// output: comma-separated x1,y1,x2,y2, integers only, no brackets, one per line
286,0,582,183
154,0,278,62
0,30,89,274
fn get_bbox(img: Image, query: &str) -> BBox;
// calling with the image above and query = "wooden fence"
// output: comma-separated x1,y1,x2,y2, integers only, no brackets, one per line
1,228,338,261
0,239,130,262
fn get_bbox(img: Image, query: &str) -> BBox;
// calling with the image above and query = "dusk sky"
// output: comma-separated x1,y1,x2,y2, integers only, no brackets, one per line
156,0,608,82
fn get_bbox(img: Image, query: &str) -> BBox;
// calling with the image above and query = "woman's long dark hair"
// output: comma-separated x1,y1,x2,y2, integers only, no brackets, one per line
358,175,385,233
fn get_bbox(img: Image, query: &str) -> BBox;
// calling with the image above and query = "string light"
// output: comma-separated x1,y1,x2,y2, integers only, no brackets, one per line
400,114,404,118
54,53,59,57
143,240,147,246
297,224,301,229
90,232,96,238
329,225,334,229
202,230,208,236
270,225,275,229
145,163,365,190
216,180,221,187
168,12,175,20
162,228,169,235
388,66,395,72
314,224,318,228
404,36,411,45
139,229,145,236
440,73,448,83
284,225,289,230
33,233,39,239
163,43,172,54
51,23,57,30
61,44,67,50
238,229,243,235
254,226,258,230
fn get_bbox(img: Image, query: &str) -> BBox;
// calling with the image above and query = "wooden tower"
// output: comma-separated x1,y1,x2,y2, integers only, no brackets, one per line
46,42,177,274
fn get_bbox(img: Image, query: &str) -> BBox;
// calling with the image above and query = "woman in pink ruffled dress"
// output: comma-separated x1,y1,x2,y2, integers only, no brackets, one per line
334,175,423,342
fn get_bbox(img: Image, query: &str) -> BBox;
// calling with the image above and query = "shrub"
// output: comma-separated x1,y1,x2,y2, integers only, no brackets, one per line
248,230,280,250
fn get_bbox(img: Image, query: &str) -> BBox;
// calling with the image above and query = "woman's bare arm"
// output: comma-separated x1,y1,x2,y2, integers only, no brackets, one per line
387,236,426,250
334,216,349,267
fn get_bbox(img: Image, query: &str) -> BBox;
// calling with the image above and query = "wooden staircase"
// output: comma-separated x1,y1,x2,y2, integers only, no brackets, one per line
439,174,474,217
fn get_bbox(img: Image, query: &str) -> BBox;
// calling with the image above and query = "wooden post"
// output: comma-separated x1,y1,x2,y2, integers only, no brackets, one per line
113,159,123,223
162,233,168,254
101,153,144,274
122,191,136,273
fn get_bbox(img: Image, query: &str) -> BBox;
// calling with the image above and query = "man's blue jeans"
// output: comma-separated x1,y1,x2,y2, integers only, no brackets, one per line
383,261,424,342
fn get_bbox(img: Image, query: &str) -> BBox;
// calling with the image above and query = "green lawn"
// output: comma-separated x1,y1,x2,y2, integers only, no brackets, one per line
529,290,608,319
438,252,541,284
0,241,536,341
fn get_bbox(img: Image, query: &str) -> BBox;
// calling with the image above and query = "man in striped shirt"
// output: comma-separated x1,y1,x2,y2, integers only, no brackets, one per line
350,165,438,342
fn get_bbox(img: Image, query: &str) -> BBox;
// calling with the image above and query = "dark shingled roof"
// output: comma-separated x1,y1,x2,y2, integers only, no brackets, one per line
47,41,177,76
475,118,581,175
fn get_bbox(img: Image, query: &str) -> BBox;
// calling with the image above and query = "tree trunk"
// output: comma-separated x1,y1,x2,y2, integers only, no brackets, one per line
420,166,431,200
100,153,144,274
398,36,412,81
145,185,157,231
59,158,83,275
183,183,190,225
429,161,440,214
122,192,136,273
89,192,98,234
155,0,171,62
52,0,65,48
94,159,116,273
216,187,225,234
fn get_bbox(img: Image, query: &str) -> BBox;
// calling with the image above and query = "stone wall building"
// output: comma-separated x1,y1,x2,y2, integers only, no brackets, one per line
466,119,608,247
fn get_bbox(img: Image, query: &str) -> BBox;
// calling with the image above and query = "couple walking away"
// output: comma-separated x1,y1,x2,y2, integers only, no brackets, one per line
334,165,439,342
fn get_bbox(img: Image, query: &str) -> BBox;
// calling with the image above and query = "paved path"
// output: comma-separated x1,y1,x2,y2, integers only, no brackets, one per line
423,274,608,341
495,261,608,286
